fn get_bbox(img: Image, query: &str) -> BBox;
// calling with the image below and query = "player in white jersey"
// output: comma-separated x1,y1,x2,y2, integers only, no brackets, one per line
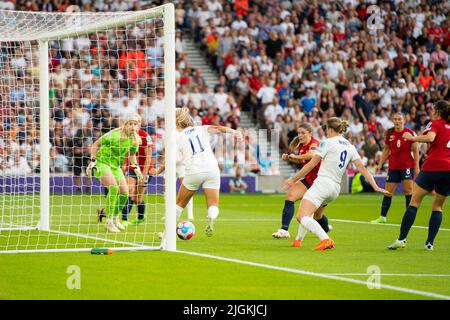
283,117,391,251
167,108,241,236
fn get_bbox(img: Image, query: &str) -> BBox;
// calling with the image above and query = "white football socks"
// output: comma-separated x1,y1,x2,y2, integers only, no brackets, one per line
301,216,329,241
295,223,308,241
176,205,183,221
207,205,219,220
187,198,194,220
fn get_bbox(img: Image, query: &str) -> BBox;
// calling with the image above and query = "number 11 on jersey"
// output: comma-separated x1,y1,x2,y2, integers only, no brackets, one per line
189,135,205,155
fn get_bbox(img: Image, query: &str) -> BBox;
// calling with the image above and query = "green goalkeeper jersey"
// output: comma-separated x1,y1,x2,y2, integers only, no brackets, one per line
95,129,140,168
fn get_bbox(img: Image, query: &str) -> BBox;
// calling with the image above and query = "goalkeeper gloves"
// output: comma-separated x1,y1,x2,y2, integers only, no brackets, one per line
86,158,96,178
132,165,144,183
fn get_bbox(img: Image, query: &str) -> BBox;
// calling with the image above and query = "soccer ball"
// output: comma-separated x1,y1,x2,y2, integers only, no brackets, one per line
176,220,195,240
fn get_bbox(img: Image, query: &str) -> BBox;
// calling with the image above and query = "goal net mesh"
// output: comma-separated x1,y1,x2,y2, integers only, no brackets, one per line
0,7,169,252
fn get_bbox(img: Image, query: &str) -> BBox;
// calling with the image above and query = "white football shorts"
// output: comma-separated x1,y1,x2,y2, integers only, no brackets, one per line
176,164,186,179
302,177,341,208
183,169,221,191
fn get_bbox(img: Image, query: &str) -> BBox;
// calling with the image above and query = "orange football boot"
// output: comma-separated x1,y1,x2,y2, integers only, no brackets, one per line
313,238,335,251
291,239,303,247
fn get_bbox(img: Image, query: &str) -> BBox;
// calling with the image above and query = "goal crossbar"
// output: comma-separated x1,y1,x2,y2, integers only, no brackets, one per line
0,6,167,42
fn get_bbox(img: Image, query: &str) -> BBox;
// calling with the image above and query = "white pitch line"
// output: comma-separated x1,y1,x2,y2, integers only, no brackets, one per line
192,218,450,232
327,273,450,277
47,229,148,248
330,218,450,232
225,203,410,207
177,250,450,300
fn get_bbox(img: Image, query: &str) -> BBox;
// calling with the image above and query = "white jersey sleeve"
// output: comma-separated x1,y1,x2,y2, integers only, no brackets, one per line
317,140,330,159
349,144,361,162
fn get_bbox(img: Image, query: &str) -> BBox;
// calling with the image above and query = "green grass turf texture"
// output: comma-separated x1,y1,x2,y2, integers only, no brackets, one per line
0,193,448,300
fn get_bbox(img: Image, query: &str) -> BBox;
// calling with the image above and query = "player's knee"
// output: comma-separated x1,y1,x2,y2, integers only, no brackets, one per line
207,205,219,220
410,196,423,208
108,185,119,196
286,192,298,202
432,200,443,212
299,216,307,225
313,211,323,220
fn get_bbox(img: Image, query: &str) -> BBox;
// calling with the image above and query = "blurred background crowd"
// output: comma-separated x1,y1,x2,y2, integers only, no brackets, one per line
0,0,449,185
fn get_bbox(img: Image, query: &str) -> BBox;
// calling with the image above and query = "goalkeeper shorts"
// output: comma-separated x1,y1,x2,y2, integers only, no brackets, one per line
93,162,125,183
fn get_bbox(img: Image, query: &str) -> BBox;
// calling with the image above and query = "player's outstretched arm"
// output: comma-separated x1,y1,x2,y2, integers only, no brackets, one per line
403,131,436,143
86,138,101,178
90,138,101,159
286,149,317,164
353,158,391,196
207,125,242,140
282,154,321,190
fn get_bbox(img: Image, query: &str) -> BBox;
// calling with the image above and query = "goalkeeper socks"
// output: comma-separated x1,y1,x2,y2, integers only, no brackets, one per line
122,197,134,221
316,214,329,233
106,185,119,217
281,200,295,231
426,211,442,245
137,201,146,220
405,195,412,208
399,205,418,241
301,216,328,241
117,193,129,216
380,195,392,218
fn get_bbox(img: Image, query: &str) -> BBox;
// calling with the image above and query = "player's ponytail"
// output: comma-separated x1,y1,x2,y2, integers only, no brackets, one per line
176,107,194,129
434,100,450,124
339,120,350,134
326,117,349,134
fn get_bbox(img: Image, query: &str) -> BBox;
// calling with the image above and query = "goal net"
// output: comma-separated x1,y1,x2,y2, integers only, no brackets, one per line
0,4,177,253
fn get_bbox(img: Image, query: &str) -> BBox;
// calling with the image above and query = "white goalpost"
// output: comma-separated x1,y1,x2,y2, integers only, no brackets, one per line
0,4,176,253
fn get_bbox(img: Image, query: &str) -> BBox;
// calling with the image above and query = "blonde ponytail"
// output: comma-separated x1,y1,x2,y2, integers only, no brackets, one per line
339,120,349,134
326,117,348,134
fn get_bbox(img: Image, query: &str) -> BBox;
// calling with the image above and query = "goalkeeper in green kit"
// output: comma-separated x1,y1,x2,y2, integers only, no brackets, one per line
87,114,144,232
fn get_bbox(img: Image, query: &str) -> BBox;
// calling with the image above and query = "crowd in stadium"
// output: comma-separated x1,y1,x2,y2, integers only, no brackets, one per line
0,0,449,181
184,0,450,172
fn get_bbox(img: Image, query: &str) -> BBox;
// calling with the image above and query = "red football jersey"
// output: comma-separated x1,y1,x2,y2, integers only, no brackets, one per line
422,119,450,171
127,129,153,173
385,128,415,170
298,137,321,186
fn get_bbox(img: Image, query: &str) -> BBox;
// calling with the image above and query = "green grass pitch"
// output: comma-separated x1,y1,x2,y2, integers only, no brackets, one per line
0,193,449,300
